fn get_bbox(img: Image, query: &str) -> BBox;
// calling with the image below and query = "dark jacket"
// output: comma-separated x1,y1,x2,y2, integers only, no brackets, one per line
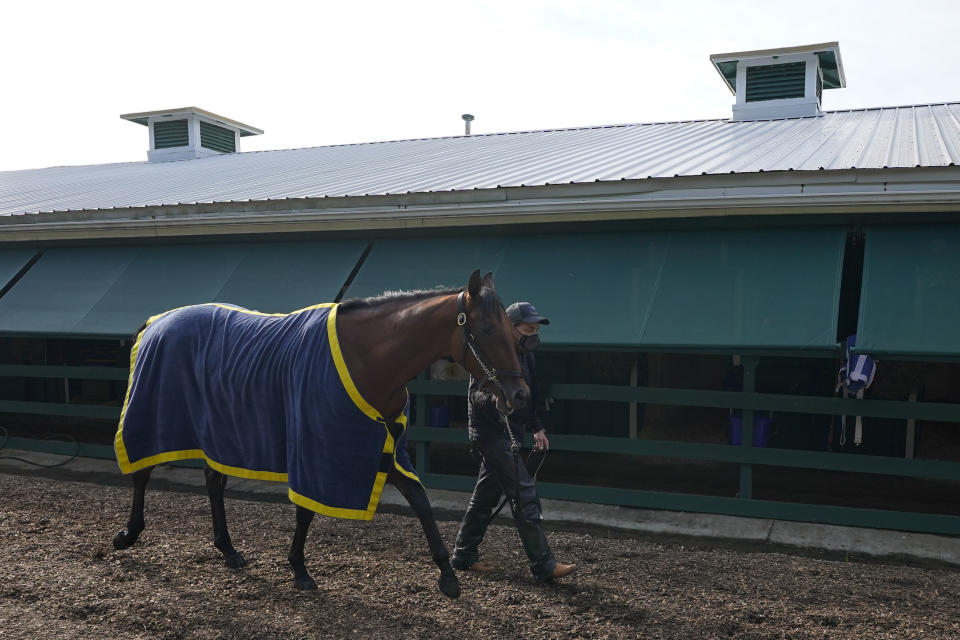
467,347,543,441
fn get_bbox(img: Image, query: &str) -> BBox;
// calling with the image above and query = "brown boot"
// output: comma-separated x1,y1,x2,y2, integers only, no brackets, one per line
462,561,494,573
551,562,577,579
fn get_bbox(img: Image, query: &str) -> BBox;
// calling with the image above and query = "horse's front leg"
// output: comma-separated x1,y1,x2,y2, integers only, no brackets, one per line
389,468,460,598
288,505,316,590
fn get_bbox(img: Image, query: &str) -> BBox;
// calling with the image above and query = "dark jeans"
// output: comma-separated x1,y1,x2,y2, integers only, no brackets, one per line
452,438,556,579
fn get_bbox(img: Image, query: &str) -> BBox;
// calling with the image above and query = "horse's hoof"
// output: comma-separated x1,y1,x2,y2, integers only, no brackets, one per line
224,552,247,569
112,530,135,550
438,574,461,599
295,577,317,591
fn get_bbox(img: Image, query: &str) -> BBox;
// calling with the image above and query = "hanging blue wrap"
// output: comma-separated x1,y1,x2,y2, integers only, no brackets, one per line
838,334,876,393
836,334,877,446
115,303,419,520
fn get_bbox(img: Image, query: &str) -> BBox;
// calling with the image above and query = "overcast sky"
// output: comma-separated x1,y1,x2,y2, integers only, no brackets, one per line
3,0,958,172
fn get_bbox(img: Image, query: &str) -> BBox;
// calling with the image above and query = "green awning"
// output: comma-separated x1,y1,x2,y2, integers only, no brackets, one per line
346,228,846,350
344,236,508,299
0,249,38,292
0,241,367,338
857,224,960,357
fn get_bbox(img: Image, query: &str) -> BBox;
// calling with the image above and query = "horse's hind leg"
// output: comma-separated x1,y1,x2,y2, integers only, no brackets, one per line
288,505,316,590
113,466,154,549
204,467,246,568
389,469,460,598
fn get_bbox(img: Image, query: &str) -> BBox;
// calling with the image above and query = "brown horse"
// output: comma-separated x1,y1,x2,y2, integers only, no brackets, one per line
111,270,528,598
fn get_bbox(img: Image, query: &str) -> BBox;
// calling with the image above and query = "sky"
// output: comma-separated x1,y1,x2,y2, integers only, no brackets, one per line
2,0,959,172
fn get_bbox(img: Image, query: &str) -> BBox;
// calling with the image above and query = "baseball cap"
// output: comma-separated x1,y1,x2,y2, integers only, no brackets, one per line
505,301,550,325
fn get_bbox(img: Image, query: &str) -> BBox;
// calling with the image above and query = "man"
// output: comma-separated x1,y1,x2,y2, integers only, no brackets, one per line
451,301,576,581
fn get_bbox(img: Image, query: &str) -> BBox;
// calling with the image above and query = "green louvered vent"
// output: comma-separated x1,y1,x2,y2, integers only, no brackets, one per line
200,121,236,153
153,119,189,148
745,62,806,102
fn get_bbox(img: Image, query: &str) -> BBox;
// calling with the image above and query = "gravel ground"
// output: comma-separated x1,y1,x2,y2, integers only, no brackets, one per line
2,472,959,640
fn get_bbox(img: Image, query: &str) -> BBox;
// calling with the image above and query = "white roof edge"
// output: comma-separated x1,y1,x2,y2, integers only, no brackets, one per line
709,41,840,63
832,45,848,89
2,180,959,243
710,42,846,92
709,59,737,96
120,107,264,136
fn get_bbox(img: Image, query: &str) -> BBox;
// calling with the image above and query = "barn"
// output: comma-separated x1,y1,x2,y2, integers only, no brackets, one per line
2,42,960,537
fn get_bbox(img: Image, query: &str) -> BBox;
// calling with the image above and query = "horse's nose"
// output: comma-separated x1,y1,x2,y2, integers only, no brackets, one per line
512,387,529,410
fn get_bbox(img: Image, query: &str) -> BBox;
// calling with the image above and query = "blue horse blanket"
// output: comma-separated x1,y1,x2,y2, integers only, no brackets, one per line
115,303,419,520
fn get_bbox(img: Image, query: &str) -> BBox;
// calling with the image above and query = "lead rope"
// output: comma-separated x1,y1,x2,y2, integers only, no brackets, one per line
489,444,547,523
465,336,547,537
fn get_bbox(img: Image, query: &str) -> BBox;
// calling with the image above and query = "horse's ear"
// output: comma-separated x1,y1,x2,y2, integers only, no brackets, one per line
467,270,482,298
481,271,496,290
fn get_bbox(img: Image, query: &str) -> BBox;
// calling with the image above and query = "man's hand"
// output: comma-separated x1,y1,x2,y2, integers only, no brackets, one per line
533,430,549,451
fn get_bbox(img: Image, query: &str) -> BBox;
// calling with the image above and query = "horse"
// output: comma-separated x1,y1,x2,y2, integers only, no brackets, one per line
111,270,528,598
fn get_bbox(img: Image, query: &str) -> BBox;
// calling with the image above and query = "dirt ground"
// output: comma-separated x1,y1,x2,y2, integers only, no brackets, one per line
2,472,959,640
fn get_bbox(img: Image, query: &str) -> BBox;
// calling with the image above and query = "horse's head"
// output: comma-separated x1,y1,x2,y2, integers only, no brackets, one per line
455,270,531,412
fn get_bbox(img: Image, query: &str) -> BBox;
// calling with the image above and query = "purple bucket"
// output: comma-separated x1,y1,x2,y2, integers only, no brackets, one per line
728,415,771,447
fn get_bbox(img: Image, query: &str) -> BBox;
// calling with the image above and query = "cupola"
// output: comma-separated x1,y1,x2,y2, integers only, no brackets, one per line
120,107,263,162
710,42,846,121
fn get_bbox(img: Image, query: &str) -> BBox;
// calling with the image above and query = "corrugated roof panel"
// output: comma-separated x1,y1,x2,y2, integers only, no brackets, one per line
724,119,827,172
857,108,900,168
943,104,960,159
2,102,959,217
807,111,877,170
886,107,919,168
916,104,953,167
824,109,882,170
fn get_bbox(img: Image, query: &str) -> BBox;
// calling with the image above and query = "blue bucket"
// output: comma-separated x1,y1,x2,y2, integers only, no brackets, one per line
428,406,450,428
728,415,771,447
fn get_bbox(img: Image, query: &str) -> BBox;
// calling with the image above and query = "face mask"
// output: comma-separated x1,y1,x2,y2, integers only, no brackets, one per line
517,333,540,352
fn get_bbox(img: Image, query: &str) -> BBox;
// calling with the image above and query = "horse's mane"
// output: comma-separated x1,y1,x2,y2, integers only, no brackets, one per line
339,286,504,317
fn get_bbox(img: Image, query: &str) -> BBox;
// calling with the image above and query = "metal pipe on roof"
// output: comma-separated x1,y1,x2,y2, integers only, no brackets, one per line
462,114,474,135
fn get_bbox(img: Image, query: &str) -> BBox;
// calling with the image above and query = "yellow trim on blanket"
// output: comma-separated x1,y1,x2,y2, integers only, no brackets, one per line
391,409,420,484
151,301,337,322
327,304,383,423
288,471,386,521
327,305,421,485
115,316,155,471
118,448,289,481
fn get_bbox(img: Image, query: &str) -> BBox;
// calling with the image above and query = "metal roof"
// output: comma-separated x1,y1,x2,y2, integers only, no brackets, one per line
2,102,959,217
